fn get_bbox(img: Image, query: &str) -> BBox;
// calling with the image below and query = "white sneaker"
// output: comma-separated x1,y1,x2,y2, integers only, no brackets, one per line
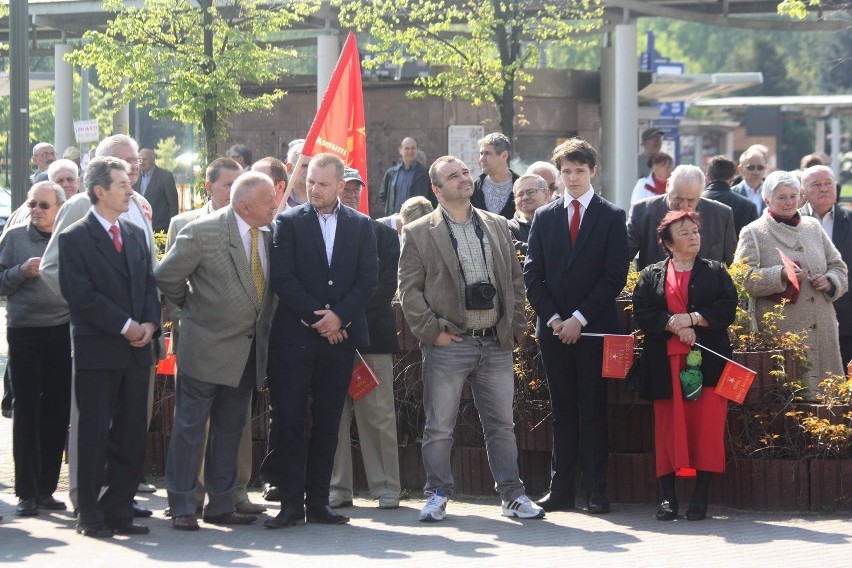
418,491,448,522
502,495,545,519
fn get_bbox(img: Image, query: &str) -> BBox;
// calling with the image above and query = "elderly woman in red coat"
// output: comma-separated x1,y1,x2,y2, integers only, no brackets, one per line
632,210,737,521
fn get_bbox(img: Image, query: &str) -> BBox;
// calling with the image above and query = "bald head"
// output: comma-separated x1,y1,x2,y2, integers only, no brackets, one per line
399,137,418,167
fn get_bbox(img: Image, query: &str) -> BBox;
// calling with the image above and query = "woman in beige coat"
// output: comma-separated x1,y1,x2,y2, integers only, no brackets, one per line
735,171,848,398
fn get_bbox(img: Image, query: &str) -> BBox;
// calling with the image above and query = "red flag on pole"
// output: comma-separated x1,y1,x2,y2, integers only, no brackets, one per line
302,32,369,215
349,351,380,401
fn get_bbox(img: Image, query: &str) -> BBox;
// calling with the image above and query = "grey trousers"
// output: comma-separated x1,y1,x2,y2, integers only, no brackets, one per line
165,365,253,517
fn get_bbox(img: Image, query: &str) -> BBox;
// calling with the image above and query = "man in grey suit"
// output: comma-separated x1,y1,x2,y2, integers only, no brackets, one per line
627,165,737,270
156,172,278,531
801,165,852,366
164,157,266,516
135,149,179,233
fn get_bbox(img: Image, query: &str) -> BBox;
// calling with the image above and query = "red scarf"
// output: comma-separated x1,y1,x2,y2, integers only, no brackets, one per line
644,174,668,196
767,210,801,227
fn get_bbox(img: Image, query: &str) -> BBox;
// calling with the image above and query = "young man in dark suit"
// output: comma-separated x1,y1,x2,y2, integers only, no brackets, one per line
265,153,377,529
524,138,629,514
58,156,160,538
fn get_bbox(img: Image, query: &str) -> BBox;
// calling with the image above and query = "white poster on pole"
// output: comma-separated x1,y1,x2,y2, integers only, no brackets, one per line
448,125,485,176
73,119,100,144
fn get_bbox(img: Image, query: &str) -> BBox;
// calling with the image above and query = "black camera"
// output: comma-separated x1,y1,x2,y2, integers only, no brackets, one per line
465,281,497,310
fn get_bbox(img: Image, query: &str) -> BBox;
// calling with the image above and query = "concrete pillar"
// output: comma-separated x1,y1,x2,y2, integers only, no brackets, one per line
54,42,74,156
600,18,638,209
693,134,703,166
80,68,90,156
815,118,825,154
10,0,30,205
725,131,734,159
830,115,841,178
316,28,339,110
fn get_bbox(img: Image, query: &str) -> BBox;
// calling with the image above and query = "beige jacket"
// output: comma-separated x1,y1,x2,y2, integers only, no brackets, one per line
735,213,849,392
398,206,525,351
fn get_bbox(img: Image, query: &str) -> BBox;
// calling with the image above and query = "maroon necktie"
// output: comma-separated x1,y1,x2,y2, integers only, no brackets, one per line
109,225,122,253
570,199,581,245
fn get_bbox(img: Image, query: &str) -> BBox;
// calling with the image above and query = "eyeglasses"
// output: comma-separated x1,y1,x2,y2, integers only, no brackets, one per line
27,200,55,210
514,188,543,199
744,164,766,172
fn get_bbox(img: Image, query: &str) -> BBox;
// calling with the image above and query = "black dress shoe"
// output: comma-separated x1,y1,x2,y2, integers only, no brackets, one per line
656,500,678,521
262,483,281,502
36,495,67,510
686,502,707,521
16,497,39,517
107,521,150,535
586,493,611,515
264,506,305,529
306,505,350,525
535,492,575,512
76,523,114,538
133,505,153,518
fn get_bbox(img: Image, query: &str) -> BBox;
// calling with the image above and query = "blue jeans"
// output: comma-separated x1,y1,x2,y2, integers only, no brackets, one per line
421,336,524,501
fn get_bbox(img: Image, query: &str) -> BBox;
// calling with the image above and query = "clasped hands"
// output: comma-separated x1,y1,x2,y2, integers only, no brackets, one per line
312,309,347,344
550,316,583,345
666,313,696,346
122,320,156,347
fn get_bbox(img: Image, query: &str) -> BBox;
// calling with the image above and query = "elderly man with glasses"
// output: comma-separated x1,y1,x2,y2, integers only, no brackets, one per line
508,174,552,255
733,147,769,215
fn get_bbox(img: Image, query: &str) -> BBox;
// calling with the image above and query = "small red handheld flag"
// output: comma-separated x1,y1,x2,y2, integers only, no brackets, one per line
601,334,635,379
777,248,800,291
349,355,380,401
714,360,756,404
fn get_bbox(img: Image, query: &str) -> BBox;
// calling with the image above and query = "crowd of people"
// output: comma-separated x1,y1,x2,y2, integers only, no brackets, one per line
0,131,848,533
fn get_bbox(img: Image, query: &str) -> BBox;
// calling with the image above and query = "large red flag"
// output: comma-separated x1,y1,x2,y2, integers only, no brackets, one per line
302,32,369,214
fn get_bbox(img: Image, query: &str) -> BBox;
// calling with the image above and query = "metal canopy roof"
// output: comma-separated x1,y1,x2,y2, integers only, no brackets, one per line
638,72,764,103
692,95,852,116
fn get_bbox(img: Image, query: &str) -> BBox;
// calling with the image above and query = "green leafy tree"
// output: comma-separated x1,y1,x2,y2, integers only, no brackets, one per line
335,0,602,142
67,0,320,160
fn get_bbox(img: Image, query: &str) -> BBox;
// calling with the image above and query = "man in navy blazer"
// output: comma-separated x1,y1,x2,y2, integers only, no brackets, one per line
58,156,160,537
524,138,629,515
265,153,378,529
135,148,179,232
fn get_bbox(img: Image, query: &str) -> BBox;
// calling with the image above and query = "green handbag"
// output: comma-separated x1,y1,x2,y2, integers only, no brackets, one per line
679,349,703,401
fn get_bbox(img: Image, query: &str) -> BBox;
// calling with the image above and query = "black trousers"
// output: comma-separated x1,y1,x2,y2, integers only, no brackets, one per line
268,340,355,509
75,361,149,527
840,335,852,372
539,334,609,497
9,324,72,499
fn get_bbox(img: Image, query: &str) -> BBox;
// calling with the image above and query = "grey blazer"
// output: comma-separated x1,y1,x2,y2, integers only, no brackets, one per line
155,207,276,388
627,194,737,270
398,206,526,351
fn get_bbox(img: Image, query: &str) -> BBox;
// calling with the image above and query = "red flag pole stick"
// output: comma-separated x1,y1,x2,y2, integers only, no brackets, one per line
694,342,753,371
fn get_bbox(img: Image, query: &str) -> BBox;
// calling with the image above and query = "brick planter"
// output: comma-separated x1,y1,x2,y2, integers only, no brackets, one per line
808,459,852,512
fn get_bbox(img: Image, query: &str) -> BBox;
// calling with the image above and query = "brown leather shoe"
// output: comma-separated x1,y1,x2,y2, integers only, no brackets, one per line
173,515,200,531
202,511,256,525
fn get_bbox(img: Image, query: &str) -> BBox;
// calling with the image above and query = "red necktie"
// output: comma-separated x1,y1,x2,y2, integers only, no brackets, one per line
570,199,581,245
109,225,122,253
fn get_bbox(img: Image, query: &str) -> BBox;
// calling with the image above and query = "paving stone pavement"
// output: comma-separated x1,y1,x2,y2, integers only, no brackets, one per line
1,304,851,566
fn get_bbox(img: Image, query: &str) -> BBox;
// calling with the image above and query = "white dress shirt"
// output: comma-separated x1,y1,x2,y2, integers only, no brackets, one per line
314,200,341,265
234,210,269,278
547,186,596,328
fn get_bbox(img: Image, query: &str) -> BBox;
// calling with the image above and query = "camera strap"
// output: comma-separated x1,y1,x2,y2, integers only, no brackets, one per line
441,209,492,286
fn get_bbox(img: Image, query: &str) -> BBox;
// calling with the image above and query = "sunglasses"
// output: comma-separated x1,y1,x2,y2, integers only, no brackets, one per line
27,200,55,210
744,164,766,172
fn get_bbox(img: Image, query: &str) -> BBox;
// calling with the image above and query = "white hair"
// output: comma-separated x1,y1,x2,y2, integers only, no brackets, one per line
761,170,800,201
668,164,705,192
47,159,79,180
231,171,273,205
801,165,835,188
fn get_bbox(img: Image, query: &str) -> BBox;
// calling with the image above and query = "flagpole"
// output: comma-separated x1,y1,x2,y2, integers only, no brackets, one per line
276,152,308,215
694,342,751,370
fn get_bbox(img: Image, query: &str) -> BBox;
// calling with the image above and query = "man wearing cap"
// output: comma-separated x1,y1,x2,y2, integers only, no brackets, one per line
329,167,402,511
638,129,663,178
